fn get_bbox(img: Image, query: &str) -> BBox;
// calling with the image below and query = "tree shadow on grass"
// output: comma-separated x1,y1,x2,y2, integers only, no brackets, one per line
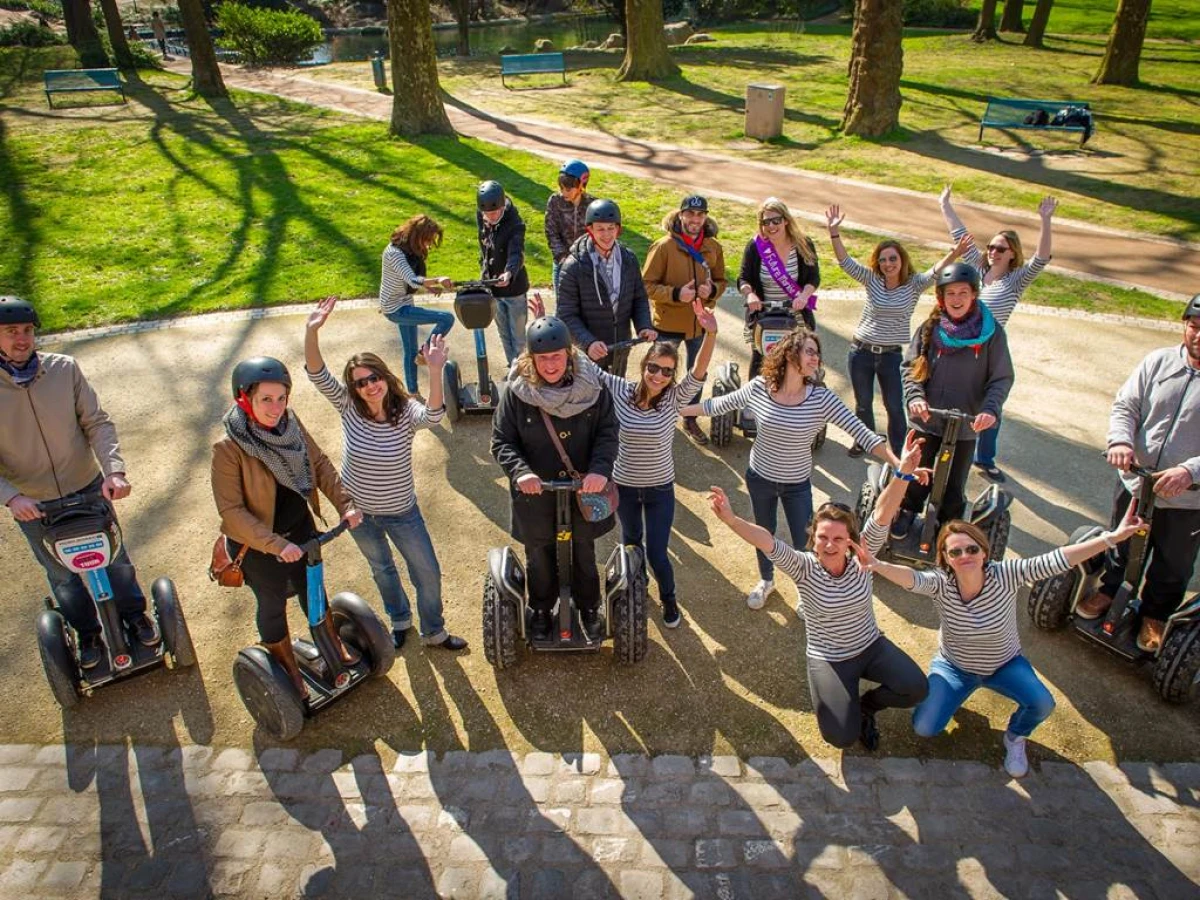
0,116,39,297
654,74,841,132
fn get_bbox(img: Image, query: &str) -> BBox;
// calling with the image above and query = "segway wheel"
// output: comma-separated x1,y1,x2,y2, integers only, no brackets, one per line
233,647,304,741
152,577,195,668
612,547,649,665
37,609,80,709
443,360,462,423
1153,617,1200,705
482,573,520,670
855,480,879,532
984,510,1011,561
330,592,395,678
1027,570,1079,631
811,424,827,454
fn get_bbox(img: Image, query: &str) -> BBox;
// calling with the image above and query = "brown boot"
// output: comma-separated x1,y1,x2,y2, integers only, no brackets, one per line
319,617,362,666
1075,591,1112,620
1137,618,1165,653
683,417,709,446
264,638,308,699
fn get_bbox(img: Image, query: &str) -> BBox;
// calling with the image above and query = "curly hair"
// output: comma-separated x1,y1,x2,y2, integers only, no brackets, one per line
342,352,409,426
760,328,821,391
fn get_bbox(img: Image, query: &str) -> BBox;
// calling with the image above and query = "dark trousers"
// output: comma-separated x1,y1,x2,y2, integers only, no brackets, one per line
1099,481,1200,621
524,536,600,613
237,545,313,644
805,636,929,749
848,345,905,456
746,467,813,582
617,483,677,604
656,331,705,406
901,430,976,525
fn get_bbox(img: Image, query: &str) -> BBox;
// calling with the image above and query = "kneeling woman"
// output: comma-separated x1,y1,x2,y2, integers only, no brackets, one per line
211,357,362,698
491,317,620,641
710,431,931,751
860,503,1142,776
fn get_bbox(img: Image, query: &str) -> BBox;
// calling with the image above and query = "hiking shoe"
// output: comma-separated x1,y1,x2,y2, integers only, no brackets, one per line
847,444,865,459
890,509,915,540
1075,591,1112,621
531,610,552,641
683,418,709,446
859,710,880,752
974,462,1007,483
746,580,774,610
663,599,682,629
125,613,161,647
1003,732,1029,778
1137,617,1165,653
581,609,604,642
78,633,105,670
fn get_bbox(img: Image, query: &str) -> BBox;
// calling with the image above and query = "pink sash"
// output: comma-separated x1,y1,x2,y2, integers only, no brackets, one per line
754,235,817,311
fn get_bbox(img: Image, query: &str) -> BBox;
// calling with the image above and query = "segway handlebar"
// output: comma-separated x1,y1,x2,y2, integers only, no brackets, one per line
539,479,583,492
299,520,350,559
1123,462,1200,490
36,489,109,518
459,277,505,291
924,407,976,423
607,336,648,353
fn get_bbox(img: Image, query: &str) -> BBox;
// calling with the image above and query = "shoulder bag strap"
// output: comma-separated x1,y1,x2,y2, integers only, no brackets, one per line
539,409,582,480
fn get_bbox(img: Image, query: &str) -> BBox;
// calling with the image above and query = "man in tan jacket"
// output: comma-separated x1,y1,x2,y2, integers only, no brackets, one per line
0,296,157,670
642,195,727,444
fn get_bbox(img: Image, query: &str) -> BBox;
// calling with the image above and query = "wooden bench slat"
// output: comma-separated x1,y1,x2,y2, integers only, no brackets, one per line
499,52,566,88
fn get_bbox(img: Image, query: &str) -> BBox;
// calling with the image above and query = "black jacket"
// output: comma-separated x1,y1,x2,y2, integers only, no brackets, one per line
490,378,619,544
556,236,653,351
736,237,821,304
477,200,530,298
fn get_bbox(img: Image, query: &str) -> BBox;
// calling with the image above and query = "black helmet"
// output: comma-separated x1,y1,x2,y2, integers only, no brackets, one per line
936,262,980,293
231,356,291,400
0,296,40,328
477,180,506,212
584,198,621,227
526,316,571,354
559,158,590,186
1183,293,1200,321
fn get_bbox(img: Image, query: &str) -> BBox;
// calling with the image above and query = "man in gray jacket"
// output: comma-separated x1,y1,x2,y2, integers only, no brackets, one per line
0,297,158,670
1076,295,1200,651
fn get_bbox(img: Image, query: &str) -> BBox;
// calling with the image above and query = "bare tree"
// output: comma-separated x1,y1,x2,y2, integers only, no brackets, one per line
387,0,453,135
1023,0,1055,47
452,0,470,57
842,0,903,138
1093,0,1152,85
617,0,679,82
97,0,134,69
177,0,228,98
999,0,1025,33
972,0,999,42
61,0,108,68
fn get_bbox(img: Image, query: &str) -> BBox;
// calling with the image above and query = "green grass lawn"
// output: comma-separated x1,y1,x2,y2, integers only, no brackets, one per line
0,46,1184,331
964,0,1200,41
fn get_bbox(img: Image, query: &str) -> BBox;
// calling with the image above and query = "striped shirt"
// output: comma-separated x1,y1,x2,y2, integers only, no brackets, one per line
910,550,1070,675
759,248,803,306
379,244,425,316
767,518,889,661
308,366,444,516
841,256,935,346
953,227,1049,327
702,378,883,483
587,359,704,486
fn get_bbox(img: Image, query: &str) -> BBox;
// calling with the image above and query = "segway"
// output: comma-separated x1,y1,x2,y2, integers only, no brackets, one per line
443,278,504,423
1027,464,1200,704
482,480,648,669
710,298,826,452
232,521,394,741
856,407,1012,567
34,490,195,709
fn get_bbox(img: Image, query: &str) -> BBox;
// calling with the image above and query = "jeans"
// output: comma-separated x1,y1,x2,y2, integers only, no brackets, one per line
848,345,905,456
745,467,813,582
656,331,705,406
617,483,677,605
349,506,447,642
913,653,1055,739
384,305,456,393
493,293,528,365
973,415,1001,468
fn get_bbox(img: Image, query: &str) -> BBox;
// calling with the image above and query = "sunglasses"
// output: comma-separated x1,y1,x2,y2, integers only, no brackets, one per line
645,362,675,378
353,373,383,390
878,254,901,263
986,244,1010,254
945,544,982,559
760,215,785,227
818,501,852,514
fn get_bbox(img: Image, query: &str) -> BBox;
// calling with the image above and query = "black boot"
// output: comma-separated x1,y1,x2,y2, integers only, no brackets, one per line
859,709,880,752
581,608,603,642
531,610,552,641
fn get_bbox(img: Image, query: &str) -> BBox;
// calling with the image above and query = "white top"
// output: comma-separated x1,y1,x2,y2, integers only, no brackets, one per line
840,256,935,346
308,366,443,516
702,378,882,483
910,550,1070,675
379,244,425,316
954,226,1049,327
767,518,889,661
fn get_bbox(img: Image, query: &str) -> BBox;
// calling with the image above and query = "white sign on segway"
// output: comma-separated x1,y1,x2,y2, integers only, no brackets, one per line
53,533,113,573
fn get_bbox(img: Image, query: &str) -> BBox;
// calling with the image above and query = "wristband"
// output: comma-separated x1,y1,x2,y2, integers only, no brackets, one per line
1101,531,1118,550
829,232,841,238
891,468,916,483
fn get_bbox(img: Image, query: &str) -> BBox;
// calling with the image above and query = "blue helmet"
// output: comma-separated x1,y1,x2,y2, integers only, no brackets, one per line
559,159,589,187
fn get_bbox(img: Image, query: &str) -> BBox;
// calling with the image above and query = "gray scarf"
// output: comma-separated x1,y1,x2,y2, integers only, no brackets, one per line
223,405,314,498
507,352,603,418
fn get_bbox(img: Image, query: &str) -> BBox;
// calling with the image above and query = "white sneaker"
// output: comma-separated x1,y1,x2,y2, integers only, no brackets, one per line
746,580,774,610
1003,732,1029,778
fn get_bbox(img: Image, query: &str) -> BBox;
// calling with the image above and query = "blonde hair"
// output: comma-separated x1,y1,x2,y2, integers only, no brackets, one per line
758,197,816,266
513,348,578,387
986,230,1024,272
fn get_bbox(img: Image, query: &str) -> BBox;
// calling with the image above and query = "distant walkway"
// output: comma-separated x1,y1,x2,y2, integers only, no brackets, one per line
165,61,1197,301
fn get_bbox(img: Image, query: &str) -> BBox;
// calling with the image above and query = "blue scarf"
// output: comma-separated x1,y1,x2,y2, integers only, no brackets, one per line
933,303,995,357
0,352,39,386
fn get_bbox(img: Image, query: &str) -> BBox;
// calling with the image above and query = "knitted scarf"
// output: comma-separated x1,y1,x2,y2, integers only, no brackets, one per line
507,353,603,418
223,405,314,498
933,302,995,357
0,352,39,386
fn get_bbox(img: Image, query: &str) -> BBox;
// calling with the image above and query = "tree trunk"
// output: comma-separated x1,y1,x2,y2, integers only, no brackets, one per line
617,0,679,82
177,0,228,98
999,0,1025,33
1023,0,1054,47
62,0,108,68
1092,0,1152,86
842,0,903,138
97,0,135,70
972,0,999,42
453,0,470,57
387,0,454,136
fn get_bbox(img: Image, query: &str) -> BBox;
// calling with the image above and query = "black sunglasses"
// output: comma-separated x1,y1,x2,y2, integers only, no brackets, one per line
353,373,383,390
645,362,675,378
946,544,982,559
986,244,1010,254
818,501,852,514
761,215,785,227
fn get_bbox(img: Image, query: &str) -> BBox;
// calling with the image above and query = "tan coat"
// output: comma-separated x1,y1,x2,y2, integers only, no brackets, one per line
210,417,351,555
641,214,726,339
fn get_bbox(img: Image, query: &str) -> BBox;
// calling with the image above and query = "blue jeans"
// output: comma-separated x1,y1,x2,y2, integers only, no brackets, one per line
384,305,456,393
974,415,1001,468
913,652,1055,739
745,468,813,582
617,483,677,604
348,506,447,643
493,293,528,365
848,345,905,456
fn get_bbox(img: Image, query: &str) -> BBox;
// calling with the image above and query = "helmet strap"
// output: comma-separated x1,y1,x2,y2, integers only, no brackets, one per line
236,390,269,428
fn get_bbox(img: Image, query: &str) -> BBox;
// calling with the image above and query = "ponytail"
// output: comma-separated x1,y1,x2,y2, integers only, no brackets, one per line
909,304,940,383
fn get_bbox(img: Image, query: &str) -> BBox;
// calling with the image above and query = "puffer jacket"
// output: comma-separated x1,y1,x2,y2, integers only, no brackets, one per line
642,213,726,339
544,191,595,264
555,235,652,351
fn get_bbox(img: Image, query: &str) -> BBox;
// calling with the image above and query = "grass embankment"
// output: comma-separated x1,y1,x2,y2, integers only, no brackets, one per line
963,0,1200,41
0,45,1186,331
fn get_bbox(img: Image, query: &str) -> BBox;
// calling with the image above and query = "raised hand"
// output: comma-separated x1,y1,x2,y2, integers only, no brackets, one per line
307,295,337,331
898,430,925,475
528,292,546,318
1038,196,1058,220
939,184,953,208
421,333,448,370
1112,497,1146,541
693,299,718,334
952,232,973,258
824,205,845,231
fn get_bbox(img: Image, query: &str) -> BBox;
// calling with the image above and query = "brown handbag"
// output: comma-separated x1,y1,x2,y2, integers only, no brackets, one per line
209,534,249,588
539,410,618,523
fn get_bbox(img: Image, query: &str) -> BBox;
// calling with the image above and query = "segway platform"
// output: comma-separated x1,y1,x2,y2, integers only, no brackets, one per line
293,637,374,711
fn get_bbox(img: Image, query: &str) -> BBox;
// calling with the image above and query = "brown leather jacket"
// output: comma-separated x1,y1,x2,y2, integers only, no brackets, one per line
210,416,351,555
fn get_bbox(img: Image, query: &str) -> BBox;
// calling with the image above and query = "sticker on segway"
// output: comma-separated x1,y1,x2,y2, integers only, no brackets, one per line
114,653,133,669
334,672,351,690
761,330,788,355
54,534,112,573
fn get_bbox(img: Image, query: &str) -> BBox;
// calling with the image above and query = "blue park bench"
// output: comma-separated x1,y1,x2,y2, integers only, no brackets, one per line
43,68,126,108
979,97,1094,145
500,52,566,88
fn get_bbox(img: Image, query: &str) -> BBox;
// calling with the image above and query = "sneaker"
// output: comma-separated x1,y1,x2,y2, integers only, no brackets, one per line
78,633,105,670
974,462,1007,483
581,609,604,642
847,444,865,459
890,509,915,540
125,613,161,647
746,580,774,610
683,418,710,446
859,710,880,752
531,610,552,641
663,600,682,629
1137,617,1165,653
433,634,469,651
1075,591,1112,621
1003,732,1029,778
392,627,409,649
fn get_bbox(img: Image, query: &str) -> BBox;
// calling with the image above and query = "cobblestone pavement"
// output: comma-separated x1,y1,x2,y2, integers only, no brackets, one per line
1,744,1197,899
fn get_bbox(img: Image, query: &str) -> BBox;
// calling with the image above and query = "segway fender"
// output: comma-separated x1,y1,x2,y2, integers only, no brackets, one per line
713,361,741,395
488,547,526,637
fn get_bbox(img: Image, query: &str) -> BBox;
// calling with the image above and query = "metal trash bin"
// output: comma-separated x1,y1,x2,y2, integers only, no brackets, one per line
370,51,387,91
745,83,785,140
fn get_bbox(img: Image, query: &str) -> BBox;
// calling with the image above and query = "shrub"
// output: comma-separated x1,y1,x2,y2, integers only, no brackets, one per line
0,0,62,16
215,1,323,66
903,0,975,29
0,21,65,47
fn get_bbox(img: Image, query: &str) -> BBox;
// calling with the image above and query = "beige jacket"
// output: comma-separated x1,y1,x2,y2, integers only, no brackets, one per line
0,353,124,506
642,213,726,339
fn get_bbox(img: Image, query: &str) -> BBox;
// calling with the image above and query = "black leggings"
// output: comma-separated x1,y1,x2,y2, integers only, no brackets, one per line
805,636,928,749
901,430,976,524
238,545,312,643
524,536,600,613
